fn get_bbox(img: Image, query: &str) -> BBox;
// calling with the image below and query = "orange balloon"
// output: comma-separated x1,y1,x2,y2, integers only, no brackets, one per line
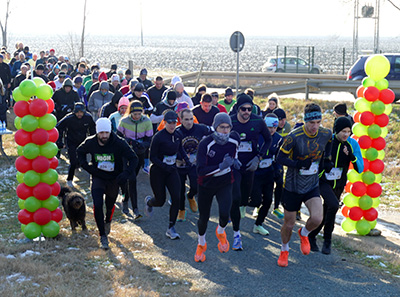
354,112,361,123
356,86,365,98
345,181,352,193
349,162,354,170
341,206,350,218
351,134,359,141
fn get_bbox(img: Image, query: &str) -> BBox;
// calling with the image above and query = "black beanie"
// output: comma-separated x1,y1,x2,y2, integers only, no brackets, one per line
236,93,253,108
334,117,352,133
334,103,347,116
273,108,286,120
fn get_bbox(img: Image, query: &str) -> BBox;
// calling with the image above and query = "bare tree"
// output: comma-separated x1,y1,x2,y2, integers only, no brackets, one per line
0,0,11,47
80,0,88,58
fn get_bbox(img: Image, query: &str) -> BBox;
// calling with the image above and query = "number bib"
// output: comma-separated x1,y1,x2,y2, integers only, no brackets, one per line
163,154,177,165
238,141,252,152
325,168,343,180
259,158,272,168
95,154,115,172
299,162,319,176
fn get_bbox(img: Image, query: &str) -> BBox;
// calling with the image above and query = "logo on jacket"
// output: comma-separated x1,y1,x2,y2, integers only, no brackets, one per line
208,150,216,158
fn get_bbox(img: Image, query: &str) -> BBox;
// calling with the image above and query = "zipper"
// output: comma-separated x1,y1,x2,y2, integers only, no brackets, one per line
333,142,341,189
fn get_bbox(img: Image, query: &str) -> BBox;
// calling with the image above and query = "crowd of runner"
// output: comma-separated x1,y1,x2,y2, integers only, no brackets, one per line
0,43,363,267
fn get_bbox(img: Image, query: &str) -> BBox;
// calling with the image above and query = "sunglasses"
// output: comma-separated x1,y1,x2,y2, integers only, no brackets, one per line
240,107,252,112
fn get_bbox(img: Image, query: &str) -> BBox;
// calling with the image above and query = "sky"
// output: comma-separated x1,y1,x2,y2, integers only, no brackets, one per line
2,0,400,38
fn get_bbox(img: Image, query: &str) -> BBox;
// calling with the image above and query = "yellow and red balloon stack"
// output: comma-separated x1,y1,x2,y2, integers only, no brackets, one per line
341,55,393,235
13,78,63,239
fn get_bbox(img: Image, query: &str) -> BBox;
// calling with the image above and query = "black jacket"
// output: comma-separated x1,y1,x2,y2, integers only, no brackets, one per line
0,62,12,86
56,112,96,146
13,73,27,90
52,86,80,120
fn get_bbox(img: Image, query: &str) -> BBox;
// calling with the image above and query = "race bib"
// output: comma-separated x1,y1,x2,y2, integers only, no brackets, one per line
163,154,177,165
259,158,272,168
95,154,115,172
325,168,343,180
299,161,319,176
238,141,252,152
189,153,197,164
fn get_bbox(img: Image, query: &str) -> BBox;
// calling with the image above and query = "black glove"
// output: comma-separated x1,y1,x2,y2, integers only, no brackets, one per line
116,172,129,186
348,149,356,162
324,160,334,173
296,158,312,170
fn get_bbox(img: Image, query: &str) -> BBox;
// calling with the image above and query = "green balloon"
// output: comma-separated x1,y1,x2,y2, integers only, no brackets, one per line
380,127,388,138
343,193,359,207
368,124,381,139
362,77,375,88
371,100,385,116
375,79,389,90
35,84,53,100
377,149,385,160
17,145,23,156
24,170,41,187
18,198,25,210
362,171,376,185
369,220,377,229
23,143,40,160
41,220,60,238
40,142,58,159
24,196,42,212
16,171,24,183
342,218,356,232
14,116,22,130
19,79,37,98
24,222,42,239
12,87,30,102
347,169,362,183
359,195,373,210
354,97,372,113
365,148,378,161
32,77,45,88
41,195,59,211
352,123,368,137
384,104,392,115
372,197,380,208
38,114,57,130
21,115,39,132
40,169,58,185
375,173,382,183
21,224,26,232
365,55,390,81
356,219,372,236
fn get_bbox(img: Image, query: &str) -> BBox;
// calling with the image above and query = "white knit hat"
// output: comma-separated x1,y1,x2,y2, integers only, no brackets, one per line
96,118,112,133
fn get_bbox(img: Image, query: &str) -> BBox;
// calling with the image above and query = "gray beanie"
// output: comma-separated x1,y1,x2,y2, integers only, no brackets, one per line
212,113,232,130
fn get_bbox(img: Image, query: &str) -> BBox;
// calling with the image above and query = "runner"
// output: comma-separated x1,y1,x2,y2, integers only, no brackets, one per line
276,103,332,267
308,117,363,254
192,93,219,126
194,113,240,262
230,93,271,250
144,110,191,239
77,118,138,249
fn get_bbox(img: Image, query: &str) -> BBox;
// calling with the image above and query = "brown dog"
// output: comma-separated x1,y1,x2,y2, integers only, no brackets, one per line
59,186,87,231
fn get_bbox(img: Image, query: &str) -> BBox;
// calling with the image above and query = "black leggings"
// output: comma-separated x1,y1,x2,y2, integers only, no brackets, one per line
250,173,274,225
123,153,145,209
274,179,283,209
148,164,181,228
197,183,233,236
231,169,255,231
67,144,78,181
309,181,342,241
178,167,198,211
91,176,119,236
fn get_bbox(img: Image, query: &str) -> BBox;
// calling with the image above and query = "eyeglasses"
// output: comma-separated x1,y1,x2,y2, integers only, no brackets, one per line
218,125,231,130
240,107,252,112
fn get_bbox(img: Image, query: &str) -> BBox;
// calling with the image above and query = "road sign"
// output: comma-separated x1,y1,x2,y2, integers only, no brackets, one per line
230,31,245,52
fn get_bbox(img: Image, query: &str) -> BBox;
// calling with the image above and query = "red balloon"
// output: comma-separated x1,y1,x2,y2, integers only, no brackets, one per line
33,208,52,225
367,183,382,198
371,137,385,151
356,86,365,98
363,208,378,221
345,181,352,193
358,135,372,149
353,112,361,123
14,129,32,146
18,209,34,225
29,99,48,117
369,159,384,174
360,111,375,126
15,156,33,173
51,182,61,196
341,206,350,218
32,156,50,173
379,89,395,104
351,181,367,197
47,128,59,143
14,101,30,117
51,208,63,222
49,157,59,169
374,113,389,127
46,99,55,113
363,158,370,172
16,183,33,199
33,182,52,200
364,86,380,101
31,128,49,145
349,207,364,221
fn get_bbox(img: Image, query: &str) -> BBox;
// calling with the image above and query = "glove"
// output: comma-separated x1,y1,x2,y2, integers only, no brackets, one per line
219,153,234,171
233,159,242,170
348,149,356,162
296,158,312,170
324,160,334,173
246,156,260,172
116,172,129,186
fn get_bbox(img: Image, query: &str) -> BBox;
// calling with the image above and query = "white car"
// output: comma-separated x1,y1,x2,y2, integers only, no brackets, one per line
261,56,322,74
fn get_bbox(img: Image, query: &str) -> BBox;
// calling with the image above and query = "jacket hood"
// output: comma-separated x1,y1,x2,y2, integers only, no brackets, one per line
100,81,109,91
63,78,73,88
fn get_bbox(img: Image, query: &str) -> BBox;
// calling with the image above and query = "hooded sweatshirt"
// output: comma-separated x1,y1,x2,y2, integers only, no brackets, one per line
88,81,114,114
52,78,80,120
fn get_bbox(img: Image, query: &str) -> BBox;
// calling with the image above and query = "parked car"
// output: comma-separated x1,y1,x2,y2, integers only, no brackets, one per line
347,53,400,80
261,56,322,74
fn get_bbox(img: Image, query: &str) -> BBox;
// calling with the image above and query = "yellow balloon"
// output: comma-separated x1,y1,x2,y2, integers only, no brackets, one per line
381,126,388,138
352,123,368,137
354,97,372,113
375,173,382,183
384,104,392,115
365,55,391,81
377,149,385,160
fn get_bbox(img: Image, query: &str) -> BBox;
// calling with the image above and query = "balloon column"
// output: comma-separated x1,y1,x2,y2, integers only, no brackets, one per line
13,78,63,239
341,55,393,235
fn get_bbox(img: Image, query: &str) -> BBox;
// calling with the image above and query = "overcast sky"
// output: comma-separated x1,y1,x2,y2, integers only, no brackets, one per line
3,0,400,38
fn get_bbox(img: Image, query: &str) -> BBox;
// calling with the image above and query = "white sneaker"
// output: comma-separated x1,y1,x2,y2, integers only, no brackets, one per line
253,225,269,236
66,180,74,188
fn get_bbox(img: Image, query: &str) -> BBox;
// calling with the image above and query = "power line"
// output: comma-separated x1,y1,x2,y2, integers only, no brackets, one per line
387,0,400,11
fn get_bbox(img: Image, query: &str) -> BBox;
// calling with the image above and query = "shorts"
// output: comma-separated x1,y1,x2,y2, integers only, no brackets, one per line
282,187,320,212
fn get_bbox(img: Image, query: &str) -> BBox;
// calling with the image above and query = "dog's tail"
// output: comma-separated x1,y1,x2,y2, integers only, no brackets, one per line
59,186,73,198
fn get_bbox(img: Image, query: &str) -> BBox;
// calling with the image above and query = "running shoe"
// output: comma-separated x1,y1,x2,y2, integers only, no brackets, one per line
368,229,382,236
272,208,284,219
252,224,269,236
296,211,302,221
144,196,153,217
309,236,319,252
215,227,230,253
142,165,150,175
177,210,186,222
104,222,111,235
252,207,259,217
122,200,129,215
66,180,74,188
100,235,109,250
240,206,246,218
133,208,142,220
321,240,331,255
298,228,310,255
166,226,180,240
232,235,243,251
194,243,207,262
277,251,289,267
188,198,198,213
